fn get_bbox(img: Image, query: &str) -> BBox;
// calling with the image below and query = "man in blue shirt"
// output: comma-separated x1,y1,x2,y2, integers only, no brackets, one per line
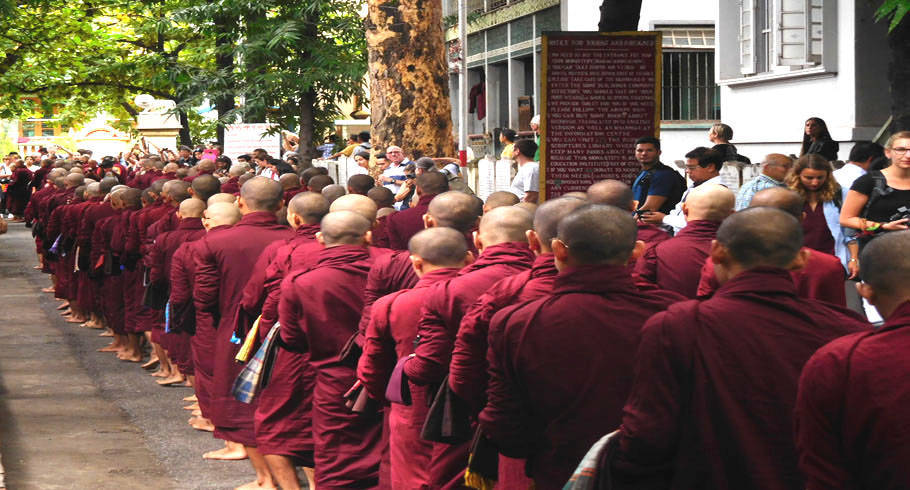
734,153,793,210
631,136,685,215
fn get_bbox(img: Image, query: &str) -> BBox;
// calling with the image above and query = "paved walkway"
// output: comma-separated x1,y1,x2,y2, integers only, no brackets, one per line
0,222,255,489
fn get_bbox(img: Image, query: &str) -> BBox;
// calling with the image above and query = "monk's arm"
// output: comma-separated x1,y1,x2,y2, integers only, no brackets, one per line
357,257,392,337
794,346,854,490
169,246,192,310
632,243,659,287
357,295,397,401
192,240,220,319
147,238,167,285
277,274,309,351
404,295,450,386
449,293,500,411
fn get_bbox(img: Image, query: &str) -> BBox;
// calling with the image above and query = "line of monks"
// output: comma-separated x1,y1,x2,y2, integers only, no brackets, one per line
21,159,910,490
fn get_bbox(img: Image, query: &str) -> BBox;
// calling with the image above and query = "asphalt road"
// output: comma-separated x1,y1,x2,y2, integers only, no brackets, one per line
0,221,260,489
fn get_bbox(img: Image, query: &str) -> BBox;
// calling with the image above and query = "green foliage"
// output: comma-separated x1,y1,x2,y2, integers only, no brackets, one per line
876,0,910,32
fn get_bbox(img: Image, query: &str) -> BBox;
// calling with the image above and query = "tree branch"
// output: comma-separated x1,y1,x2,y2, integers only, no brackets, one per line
14,81,172,99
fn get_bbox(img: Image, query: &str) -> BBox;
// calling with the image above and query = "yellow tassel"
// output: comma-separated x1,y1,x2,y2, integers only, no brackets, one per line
234,315,261,363
464,468,497,490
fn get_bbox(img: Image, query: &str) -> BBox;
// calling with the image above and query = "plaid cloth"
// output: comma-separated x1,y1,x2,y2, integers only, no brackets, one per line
164,302,171,333
563,431,618,490
232,322,280,404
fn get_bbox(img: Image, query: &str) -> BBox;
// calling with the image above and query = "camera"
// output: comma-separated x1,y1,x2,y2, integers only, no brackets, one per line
888,206,910,222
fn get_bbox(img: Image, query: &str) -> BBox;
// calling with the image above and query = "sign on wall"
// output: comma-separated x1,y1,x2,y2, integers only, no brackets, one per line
223,123,282,163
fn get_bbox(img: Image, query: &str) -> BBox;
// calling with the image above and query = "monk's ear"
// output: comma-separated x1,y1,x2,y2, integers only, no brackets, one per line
316,232,325,246
709,240,729,265
786,247,811,271
552,238,569,263
627,240,646,262
473,230,483,252
363,230,372,246
856,282,877,304
237,196,247,212
682,202,689,217
409,255,424,276
526,230,542,253
423,214,434,229
463,251,475,267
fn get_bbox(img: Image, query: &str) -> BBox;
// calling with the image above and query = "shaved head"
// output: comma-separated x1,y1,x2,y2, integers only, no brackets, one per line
716,207,803,269
307,174,334,193
514,202,538,214
416,172,449,195
208,193,237,206
279,173,301,190
120,188,142,210
534,197,589,245
196,159,216,173
685,184,735,222
149,179,166,195
205,202,242,228
329,194,379,222
100,177,118,194
428,191,481,233
478,206,533,246
165,180,192,203
163,162,179,174
860,231,910,295
289,192,330,225
749,187,804,218
85,182,102,198
484,191,520,212
64,173,84,188
587,180,634,210
563,191,588,200
192,175,221,201
229,164,250,177
319,211,372,246
557,205,637,264
240,176,284,212
178,198,206,218
321,184,347,204
368,186,395,208
347,174,375,195
409,228,469,267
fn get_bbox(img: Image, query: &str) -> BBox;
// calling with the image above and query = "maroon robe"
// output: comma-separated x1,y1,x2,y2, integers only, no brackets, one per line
697,247,847,306
282,187,303,205
633,219,720,298
279,245,381,489
77,199,117,311
372,215,391,249
795,301,910,490
194,212,293,445
221,176,240,194
358,267,461,489
29,165,51,193
356,250,419,338
6,166,33,215
111,208,141,334
636,221,671,249
93,212,126,334
404,242,535,490
610,268,868,490
385,193,435,250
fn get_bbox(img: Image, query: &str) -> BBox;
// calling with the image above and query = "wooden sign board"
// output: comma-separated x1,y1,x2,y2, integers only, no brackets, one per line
540,31,661,200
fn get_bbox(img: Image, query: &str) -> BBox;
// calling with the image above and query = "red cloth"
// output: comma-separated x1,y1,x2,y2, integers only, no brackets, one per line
221,176,240,194
93,212,126,334
478,264,684,489
801,202,835,256
385,193,435,250
636,221,671,249
633,219,719,298
372,215,391,249
148,217,204,286
282,187,303,205
358,267,461,490
6,166,33,215
697,247,847,306
611,268,868,490
193,212,293,445
356,250,419,340
279,245,382,489
795,301,910,490
404,241,535,490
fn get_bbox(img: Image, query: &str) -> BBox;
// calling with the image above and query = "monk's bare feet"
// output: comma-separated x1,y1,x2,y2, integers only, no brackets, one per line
184,402,200,410
66,316,86,324
98,343,121,352
189,416,215,432
183,394,197,402
203,442,247,460
42,287,56,293
151,369,169,378
192,409,202,416
141,357,159,370
235,481,276,490
56,301,69,310
157,373,186,386
99,330,114,337
119,350,143,362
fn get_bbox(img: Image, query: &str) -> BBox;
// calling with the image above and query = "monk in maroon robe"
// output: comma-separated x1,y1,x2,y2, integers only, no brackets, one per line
359,228,473,489
278,210,381,490
75,178,119,327
404,206,536,489
634,184,735,298
795,231,910,490
608,207,868,490
586,179,670,251
6,161,33,218
477,205,684,489
280,173,303,205
194,177,292,488
385,172,449,250
92,189,130,352
697,188,848,305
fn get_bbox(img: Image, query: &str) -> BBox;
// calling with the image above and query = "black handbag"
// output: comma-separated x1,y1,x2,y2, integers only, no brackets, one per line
420,375,473,444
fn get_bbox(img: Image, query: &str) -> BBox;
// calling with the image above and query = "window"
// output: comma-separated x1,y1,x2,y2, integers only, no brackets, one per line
658,26,720,122
739,0,824,76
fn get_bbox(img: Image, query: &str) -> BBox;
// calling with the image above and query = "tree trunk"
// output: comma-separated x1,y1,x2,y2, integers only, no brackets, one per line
365,0,456,158
598,0,643,32
214,14,236,147
178,109,192,147
297,88,317,169
889,15,910,132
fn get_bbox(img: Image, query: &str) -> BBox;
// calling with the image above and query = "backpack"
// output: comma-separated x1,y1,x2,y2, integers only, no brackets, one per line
637,162,687,214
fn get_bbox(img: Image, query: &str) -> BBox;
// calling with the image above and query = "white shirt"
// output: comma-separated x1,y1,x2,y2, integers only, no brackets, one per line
509,161,539,200
382,161,410,209
662,174,726,233
833,162,867,202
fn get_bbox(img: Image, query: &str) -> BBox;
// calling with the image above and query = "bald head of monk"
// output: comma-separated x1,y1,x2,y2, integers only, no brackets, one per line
712,207,806,284
483,191,520,213
120,188,142,210
196,159,216,173
164,180,192,206
288,192,330,228
515,202,538,214
307,174,334,193
530,197,589,254
749,187,804,218
425,191,481,233
207,193,237,206
70,167,84,174
347,174,375,196
416,172,449,196
683,183,735,222
408,227,473,276
554,205,642,270
54,176,66,189
99,177,118,195
475,206,532,252
239,176,284,213
321,184,347,204
368,186,395,209
83,182,101,198
204,202,242,230
64,173,84,188
587,179,635,211
163,162,179,174
318,210,372,247
858,231,910,317
192,174,221,202
178,198,206,219
279,173,300,190
329,194,378,223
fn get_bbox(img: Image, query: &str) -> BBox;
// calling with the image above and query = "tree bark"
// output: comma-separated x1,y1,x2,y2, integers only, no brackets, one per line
297,89,317,169
214,13,236,147
365,0,456,158
178,109,192,147
889,15,910,132
598,0,643,32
